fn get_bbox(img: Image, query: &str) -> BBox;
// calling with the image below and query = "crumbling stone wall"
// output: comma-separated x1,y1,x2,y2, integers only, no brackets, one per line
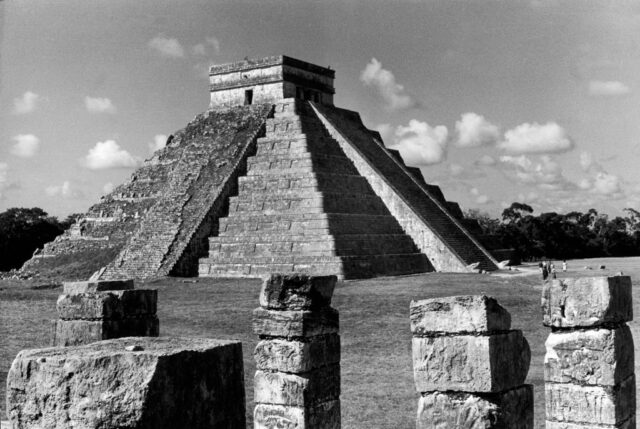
542,276,636,428
410,295,533,428
252,274,341,428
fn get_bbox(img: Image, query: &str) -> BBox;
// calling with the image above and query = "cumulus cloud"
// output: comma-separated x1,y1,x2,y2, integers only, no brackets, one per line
475,155,497,166
84,140,141,170
85,96,116,113
469,187,490,205
455,113,500,147
45,181,83,199
592,172,622,195
588,80,631,97
11,134,40,158
577,151,623,196
148,134,168,153
13,91,40,114
360,58,416,110
499,155,570,190
499,122,573,154
192,37,220,56
149,35,185,58
390,119,448,165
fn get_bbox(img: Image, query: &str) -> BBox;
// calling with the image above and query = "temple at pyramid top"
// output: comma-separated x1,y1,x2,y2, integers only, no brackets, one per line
209,55,335,108
23,55,501,281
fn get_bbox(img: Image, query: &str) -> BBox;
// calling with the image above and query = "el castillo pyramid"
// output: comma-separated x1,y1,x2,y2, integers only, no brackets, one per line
23,55,498,280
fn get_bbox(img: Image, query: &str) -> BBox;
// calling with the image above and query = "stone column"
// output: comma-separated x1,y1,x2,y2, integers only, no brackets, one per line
410,295,533,428
252,274,341,429
542,276,636,428
53,279,159,346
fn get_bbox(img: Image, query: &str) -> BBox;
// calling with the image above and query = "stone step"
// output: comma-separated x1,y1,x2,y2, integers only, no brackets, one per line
238,172,371,194
255,136,346,157
246,154,357,176
272,98,315,118
264,120,326,137
217,213,406,235
199,252,431,279
228,193,389,215
209,234,420,258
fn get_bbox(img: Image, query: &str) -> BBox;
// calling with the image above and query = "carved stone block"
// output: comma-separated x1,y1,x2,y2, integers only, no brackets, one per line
254,365,340,407
252,307,338,338
254,334,340,373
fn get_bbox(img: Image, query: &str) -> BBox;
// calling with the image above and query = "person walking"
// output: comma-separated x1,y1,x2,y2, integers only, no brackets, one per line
562,260,567,272
542,265,549,281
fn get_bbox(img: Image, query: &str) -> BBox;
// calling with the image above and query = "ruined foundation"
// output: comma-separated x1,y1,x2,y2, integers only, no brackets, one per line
252,274,341,429
542,276,636,428
410,295,533,428
52,279,158,346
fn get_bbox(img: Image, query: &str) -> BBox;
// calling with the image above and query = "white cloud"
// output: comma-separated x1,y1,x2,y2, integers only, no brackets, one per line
592,172,622,195
360,58,416,110
0,163,8,199
85,96,116,113
476,155,496,166
516,191,539,204
149,35,185,58
390,119,448,165
193,37,220,57
45,181,83,199
588,80,631,97
469,187,490,204
579,151,595,171
13,91,40,114
11,134,40,158
103,182,114,194
499,122,573,154
84,140,141,170
455,113,500,147
148,134,168,153
499,155,569,189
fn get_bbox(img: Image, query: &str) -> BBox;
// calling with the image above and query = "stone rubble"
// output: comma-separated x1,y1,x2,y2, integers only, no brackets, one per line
410,294,533,428
253,273,340,429
542,276,636,428
52,279,158,346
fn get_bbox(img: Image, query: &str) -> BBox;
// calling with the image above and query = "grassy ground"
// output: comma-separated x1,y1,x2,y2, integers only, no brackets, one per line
1,256,639,428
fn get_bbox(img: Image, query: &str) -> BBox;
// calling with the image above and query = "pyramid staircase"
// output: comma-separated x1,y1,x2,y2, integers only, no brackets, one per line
199,99,432,279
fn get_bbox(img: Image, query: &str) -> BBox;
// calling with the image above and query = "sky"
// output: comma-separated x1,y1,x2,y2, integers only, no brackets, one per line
1,0,640,219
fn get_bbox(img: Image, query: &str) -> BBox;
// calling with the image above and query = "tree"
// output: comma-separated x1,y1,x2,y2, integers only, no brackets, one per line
0,207,66,271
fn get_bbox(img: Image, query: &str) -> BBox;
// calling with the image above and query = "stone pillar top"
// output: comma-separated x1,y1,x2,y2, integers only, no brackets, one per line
259,273,336,310
63,279,134,294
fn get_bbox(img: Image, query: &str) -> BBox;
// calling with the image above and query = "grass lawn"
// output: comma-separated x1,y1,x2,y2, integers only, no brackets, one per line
1,256,639,428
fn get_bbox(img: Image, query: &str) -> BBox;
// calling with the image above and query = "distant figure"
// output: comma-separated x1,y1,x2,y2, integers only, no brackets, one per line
599,265,606,270
552,267,557,279
549,262,555,272
542,266,549,281
562,260,567,272
538,261,543,272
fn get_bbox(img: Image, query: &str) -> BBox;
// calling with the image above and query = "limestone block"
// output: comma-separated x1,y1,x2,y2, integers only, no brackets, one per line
253,307,338,338
254,365,340,406
260,273,336,310
53,316,159,347
545,416,636,429
417,385,534,429
63,279,134,294
545,375,636,425
542,276,632,328
412,331,530,392
545,325,634,385
254,334,340,373
410,295,511,335
6,337,246,429
254,400,340,429
57,290,157,320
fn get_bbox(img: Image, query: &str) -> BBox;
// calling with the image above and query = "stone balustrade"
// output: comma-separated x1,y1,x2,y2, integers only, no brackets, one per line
542,276,636,428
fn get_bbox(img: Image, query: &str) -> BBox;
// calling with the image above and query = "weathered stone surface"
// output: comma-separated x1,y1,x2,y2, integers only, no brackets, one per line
6,337,246,429
254,365,340,406
417,385,534,429
253,307,338,338
542,276,632,328
254,334,340,373
53,316,159,346
545,416,636,429
545,375,636,425
259,273,336,310
410,295,511,335
546,417,636,429
254,400,340,429
56,289,157,320
63,279,134,294
412,331,530,392
545,325,634,385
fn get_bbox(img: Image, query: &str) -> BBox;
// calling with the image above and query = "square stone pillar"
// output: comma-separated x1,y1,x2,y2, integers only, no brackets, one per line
542,276,636,428
252,274,340,429
52,279,159,346
410,295,533,428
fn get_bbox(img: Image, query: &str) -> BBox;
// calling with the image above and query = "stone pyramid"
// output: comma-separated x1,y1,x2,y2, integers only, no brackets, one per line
24,55,498,280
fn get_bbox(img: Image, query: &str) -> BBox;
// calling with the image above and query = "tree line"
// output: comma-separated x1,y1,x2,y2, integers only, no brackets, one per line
0,207,81,272
466,203,640,262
